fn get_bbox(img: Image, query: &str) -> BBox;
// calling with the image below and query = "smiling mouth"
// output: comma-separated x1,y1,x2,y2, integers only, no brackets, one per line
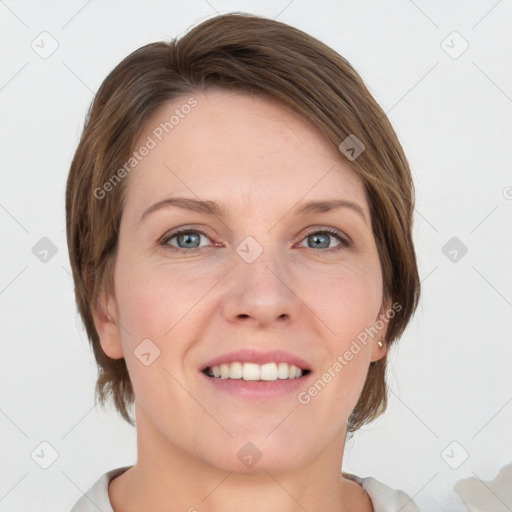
202,361,311,381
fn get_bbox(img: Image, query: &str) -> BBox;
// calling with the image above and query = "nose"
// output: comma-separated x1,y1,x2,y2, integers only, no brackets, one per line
220,244,301,328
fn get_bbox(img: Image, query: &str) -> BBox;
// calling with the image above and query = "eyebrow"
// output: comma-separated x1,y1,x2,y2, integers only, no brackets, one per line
139,196,367,224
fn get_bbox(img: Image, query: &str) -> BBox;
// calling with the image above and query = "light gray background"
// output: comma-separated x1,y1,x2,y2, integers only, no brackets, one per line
1,1,511,511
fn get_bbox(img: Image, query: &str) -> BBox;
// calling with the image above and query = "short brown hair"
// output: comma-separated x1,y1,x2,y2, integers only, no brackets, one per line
66,12,420,434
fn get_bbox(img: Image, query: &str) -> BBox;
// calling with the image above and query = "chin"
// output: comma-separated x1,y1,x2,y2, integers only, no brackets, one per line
202,433,312,474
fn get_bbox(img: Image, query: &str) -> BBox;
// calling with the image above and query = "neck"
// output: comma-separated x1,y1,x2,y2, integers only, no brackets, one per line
108,405,369,512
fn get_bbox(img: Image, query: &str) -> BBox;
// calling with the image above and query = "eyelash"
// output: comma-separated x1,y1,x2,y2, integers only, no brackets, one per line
159,226,351,253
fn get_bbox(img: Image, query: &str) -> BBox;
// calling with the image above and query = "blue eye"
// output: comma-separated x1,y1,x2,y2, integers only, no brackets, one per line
160,227,351,253
162,229,211,252
299,227,351,250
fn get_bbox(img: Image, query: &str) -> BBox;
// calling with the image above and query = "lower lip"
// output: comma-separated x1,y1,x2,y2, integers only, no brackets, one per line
200,371,313,399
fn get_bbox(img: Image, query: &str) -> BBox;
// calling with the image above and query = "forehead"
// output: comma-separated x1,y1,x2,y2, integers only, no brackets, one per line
124,88,367,218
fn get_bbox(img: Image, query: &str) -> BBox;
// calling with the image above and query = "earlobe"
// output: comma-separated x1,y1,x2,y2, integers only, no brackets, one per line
371,338,388,363
370,299,391,363
91,292,124,359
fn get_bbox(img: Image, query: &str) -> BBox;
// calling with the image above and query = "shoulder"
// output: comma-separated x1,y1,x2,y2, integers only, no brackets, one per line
70,466,420,512
343,471,421,512
69,466,132,512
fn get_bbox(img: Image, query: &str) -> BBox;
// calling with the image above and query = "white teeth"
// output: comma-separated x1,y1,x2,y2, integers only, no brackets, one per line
230,362,243,379
206,361,306,381
243,362,260,381
220,363,230,379
260,363,277,381
277,362,289,379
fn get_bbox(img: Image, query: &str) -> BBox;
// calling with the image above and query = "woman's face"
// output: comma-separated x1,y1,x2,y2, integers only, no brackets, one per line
96,88,389,473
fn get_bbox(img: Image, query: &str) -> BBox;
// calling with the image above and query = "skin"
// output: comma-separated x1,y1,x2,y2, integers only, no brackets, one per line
93,88,390,512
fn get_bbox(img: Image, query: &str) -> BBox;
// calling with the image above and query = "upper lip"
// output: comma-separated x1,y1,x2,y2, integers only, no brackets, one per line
200,348,312,372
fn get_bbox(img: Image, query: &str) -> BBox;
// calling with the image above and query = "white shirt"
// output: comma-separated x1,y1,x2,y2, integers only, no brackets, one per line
70,466,421,512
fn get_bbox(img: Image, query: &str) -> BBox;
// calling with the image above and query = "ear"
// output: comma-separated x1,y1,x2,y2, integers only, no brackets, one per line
369,299,392,363
91,291,124,359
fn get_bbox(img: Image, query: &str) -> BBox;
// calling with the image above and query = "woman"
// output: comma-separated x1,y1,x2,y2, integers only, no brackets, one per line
67,12,421,512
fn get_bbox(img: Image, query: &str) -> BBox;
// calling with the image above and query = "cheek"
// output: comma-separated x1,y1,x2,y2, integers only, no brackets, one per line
114,260,216,345
305,261,383,337
112,263,199,402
